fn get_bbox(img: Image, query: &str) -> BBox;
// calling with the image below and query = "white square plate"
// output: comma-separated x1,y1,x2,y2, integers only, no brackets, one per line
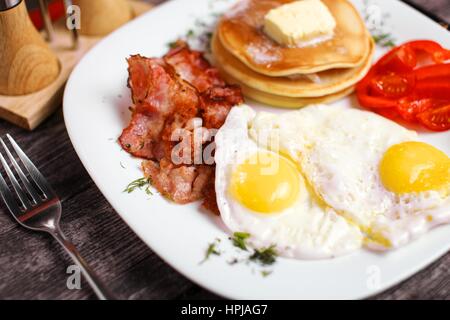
63,0,450,299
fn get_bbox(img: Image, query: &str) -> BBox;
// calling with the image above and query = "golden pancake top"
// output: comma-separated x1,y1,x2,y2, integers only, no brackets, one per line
217,0,370,76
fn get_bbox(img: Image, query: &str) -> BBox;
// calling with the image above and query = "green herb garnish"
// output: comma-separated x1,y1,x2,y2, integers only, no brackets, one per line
382,39,396,48
249,245,278,266
167,41,178,49
373,33,389,43
373,33,396,48
231,232,251,251
261,270,273,277
124,177,153,195
201,240,221,264
186,29,195,37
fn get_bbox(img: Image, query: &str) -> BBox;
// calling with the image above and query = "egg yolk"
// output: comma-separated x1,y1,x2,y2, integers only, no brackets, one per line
230,152,300,214
380,141,450,194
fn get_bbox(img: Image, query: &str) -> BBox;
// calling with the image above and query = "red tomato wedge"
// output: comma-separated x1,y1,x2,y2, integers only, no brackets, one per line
370,73,415,98
376,45,417,74
397,98,436,122
417,105,450,131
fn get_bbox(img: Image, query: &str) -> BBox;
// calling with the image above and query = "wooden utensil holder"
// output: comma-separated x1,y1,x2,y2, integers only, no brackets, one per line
0,0,152,130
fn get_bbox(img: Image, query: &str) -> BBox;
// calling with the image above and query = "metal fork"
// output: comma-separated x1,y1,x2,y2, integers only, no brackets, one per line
0,134,115,300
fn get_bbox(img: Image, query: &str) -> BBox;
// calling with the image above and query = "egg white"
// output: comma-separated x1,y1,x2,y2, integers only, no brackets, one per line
215,105,363,259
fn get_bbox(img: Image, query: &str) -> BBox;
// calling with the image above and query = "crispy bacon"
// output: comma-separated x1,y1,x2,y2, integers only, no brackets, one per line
164,41,225,92
119,42,244,211
201,171,220,214
127,54,200,117
200,85,244,129
142,160,214,204
120,55,199,159
119,112,164,159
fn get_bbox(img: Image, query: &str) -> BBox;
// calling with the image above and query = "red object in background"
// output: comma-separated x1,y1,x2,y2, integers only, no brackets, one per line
28,0,65,30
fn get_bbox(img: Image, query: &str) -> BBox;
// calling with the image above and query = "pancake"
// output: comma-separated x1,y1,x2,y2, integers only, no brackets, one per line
221,71,356,108
212,32,374,98
218,0,370,76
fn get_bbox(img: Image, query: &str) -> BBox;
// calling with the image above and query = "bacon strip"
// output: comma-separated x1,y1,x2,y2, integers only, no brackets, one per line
119,112,164,159
200,85,244,129
142,159,214,204
120,54,199,159
164,41,225,93
119,42,244,210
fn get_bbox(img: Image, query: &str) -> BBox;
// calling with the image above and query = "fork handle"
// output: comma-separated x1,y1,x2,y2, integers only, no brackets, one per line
51,230,117,300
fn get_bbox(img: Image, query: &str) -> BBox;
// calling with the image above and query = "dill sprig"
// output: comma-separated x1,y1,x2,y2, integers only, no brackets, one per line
186,29,195,37
201,239,221,264
261,270,273,277
168,41,177,49
123,177,153,195
231,232,251,251
373,33,396,48
249,245,278,266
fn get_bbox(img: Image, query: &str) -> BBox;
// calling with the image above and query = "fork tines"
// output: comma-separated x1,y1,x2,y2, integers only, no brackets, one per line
0,135,55,216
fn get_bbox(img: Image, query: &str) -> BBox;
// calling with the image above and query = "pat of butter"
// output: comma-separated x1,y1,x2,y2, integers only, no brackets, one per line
264,0,337,47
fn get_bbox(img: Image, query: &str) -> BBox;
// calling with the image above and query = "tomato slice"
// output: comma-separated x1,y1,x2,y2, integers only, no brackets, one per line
376,45,417,74
417,104,450,131
406,40,450,63
414,64,450,81
375,108,400,121
356,40,450,131
356,94,398,109
397,98,436,122
356,72,400,109
415,81,450,100
370,73,414,98
356,74,399,109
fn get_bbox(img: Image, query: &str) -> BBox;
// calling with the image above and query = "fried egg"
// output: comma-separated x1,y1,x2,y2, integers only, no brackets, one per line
214,105,363,259
250,105,450,251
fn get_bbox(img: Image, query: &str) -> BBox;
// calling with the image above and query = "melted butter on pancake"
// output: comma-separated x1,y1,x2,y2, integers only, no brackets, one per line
264,0,337,47
218,0,370,76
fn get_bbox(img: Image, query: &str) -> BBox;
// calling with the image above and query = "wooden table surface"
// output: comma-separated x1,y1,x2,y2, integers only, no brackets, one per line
0,0,449,300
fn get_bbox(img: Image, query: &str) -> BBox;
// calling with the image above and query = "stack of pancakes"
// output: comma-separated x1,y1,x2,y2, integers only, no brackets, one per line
212,0,375,108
